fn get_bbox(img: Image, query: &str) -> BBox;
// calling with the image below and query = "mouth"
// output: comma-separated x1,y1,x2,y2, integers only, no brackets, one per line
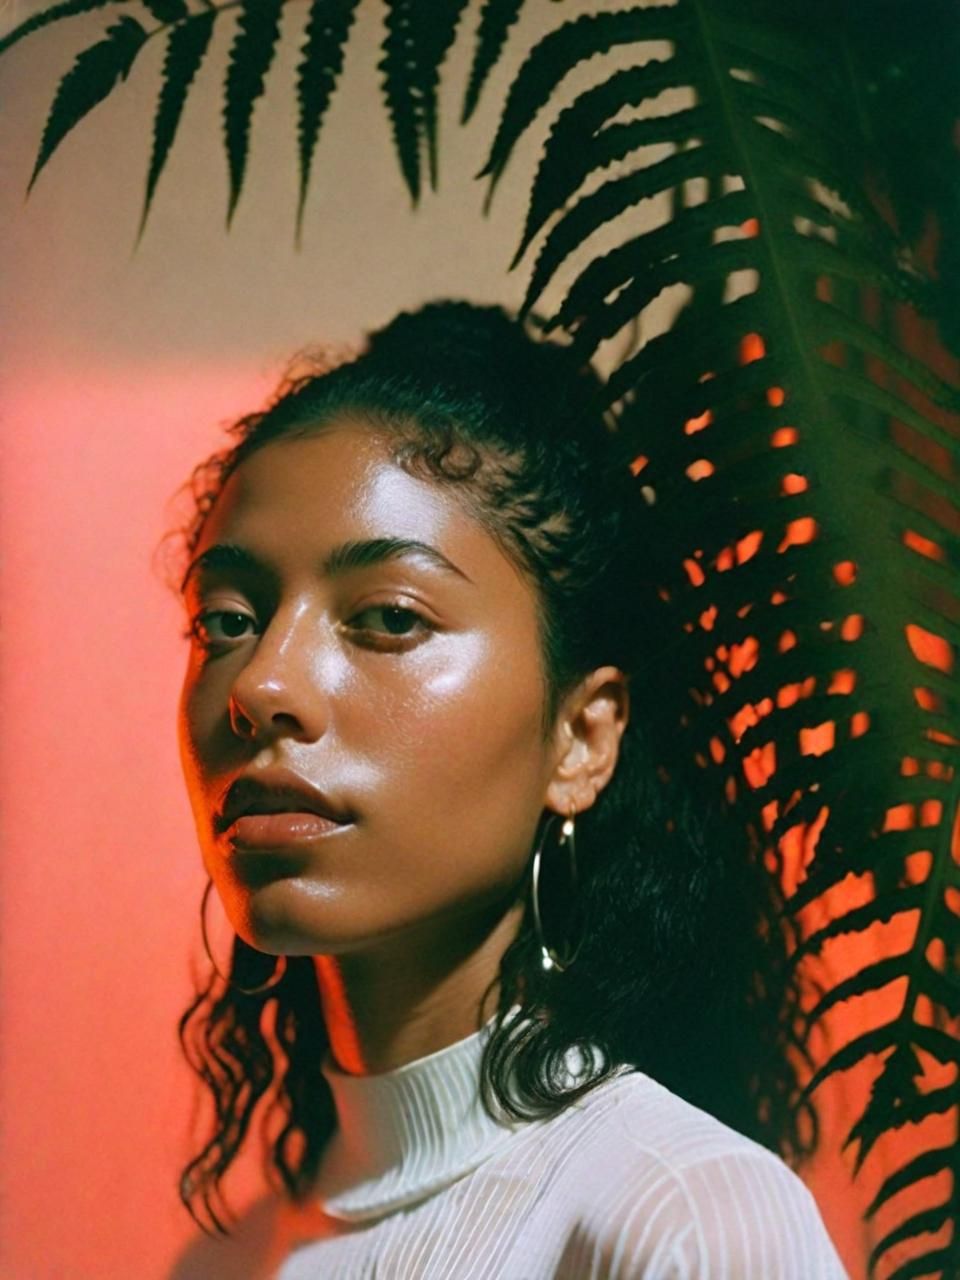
225,810,354,849
217,770,356,841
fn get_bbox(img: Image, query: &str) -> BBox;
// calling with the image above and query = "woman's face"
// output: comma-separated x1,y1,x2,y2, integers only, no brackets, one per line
177,418,563,959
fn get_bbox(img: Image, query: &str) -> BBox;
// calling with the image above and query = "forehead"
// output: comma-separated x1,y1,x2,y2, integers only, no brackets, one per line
195,419,525,590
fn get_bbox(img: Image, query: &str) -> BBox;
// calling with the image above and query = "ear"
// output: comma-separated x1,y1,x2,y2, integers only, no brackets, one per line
545,665,630,817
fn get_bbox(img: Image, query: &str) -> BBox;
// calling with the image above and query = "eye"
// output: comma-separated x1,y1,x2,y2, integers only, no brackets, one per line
183,610,257,649
347,603,432,641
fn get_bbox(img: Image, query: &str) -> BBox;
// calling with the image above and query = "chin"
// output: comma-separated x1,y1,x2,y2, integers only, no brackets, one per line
232,875,368,956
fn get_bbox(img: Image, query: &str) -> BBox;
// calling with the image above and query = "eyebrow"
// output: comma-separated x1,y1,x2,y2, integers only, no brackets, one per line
179,536,473,594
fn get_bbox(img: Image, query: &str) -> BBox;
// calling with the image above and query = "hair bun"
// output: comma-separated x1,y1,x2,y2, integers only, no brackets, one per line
364,299,604,432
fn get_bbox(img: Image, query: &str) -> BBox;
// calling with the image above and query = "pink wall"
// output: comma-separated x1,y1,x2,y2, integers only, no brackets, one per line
0,365,279,1278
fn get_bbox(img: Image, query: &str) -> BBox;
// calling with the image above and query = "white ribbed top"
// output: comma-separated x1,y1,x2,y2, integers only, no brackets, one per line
267,1009,851,1279
311,1007,533,1220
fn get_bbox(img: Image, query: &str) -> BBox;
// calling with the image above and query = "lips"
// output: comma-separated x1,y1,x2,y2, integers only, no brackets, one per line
228,811,350,848
217,768,354,836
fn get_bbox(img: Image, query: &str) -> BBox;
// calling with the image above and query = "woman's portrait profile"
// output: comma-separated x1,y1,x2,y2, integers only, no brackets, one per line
2,2,958,1279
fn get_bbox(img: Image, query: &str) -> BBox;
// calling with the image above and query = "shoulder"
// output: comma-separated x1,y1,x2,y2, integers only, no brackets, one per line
535,1069,850,1279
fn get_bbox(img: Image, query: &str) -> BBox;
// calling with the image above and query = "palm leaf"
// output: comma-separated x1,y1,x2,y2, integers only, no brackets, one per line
27,14,148,192
295,0,362,242
138,10,216,241
222,0,285,226
460,0,524,126
475,4,960,1275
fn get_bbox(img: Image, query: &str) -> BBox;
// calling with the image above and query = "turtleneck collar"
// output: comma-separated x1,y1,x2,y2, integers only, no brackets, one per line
315,1006,589,1222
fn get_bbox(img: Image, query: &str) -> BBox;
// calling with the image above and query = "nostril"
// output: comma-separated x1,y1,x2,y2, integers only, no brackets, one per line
229,701,258,740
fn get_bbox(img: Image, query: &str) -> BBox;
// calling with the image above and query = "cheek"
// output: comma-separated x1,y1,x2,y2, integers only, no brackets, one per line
359,633,549,879
177,666,228,807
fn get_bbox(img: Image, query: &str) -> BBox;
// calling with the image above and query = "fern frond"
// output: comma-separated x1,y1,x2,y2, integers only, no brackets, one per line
516,89,706,267
886,1247,960,1280
378,0,422,204
0,0,130,58
27,15,148,192
477,5,681,200
411,0,471,191
869,1203,955,1277
375,0,469,203
138,10,216,241
532,179,755,328
866,1143,960,1218
493,8,960,1274
140,0,187,20
222,0,284,227
792,885,930,964
294,0,361,242
460,0,524,125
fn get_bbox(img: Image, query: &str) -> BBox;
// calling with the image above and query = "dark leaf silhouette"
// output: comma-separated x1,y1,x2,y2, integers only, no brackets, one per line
223,0,285,226
477,5,959,1274
460,0,524,125
0,0,130,58
411,0,471,191
28,15,148,192
139,10,217,240
295,0,362,240
477,6,680,201
3,1,959,1275
376,0,471,203
789,0,960,349
140,0,188,21
378,0,422,204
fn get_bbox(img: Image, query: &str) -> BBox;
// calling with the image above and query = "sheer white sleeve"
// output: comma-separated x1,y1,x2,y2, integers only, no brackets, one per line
590,1150,850,1279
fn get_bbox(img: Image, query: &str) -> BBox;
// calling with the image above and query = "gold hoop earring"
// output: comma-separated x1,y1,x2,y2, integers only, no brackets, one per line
530,802,584,973
199,877,287,995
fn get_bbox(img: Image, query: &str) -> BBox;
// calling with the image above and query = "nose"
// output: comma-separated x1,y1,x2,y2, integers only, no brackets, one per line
227,600,331,745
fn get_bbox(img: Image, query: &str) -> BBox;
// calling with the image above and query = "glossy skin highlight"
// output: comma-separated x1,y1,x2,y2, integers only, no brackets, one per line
178,419,629,1074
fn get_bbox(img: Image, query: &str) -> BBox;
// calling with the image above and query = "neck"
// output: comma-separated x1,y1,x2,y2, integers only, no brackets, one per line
312,898,526,1074
315,1000,557,1221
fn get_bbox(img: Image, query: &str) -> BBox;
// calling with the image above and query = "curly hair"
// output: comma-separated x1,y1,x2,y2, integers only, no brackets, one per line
162,299,817,1236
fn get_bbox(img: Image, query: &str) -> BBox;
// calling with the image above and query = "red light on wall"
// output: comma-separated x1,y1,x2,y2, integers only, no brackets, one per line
686,458,715,480
833,560,857,585
851,710,871,737
778,516,817,550
903,529,945,561
743,740,776,788
906,622,954,673
740,332,766,363
841,614,864,640
736,530,763,563
684,409,713,435
800,721,835,756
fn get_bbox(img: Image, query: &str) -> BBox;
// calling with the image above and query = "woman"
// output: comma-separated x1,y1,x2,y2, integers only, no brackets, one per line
170,300,849,1278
